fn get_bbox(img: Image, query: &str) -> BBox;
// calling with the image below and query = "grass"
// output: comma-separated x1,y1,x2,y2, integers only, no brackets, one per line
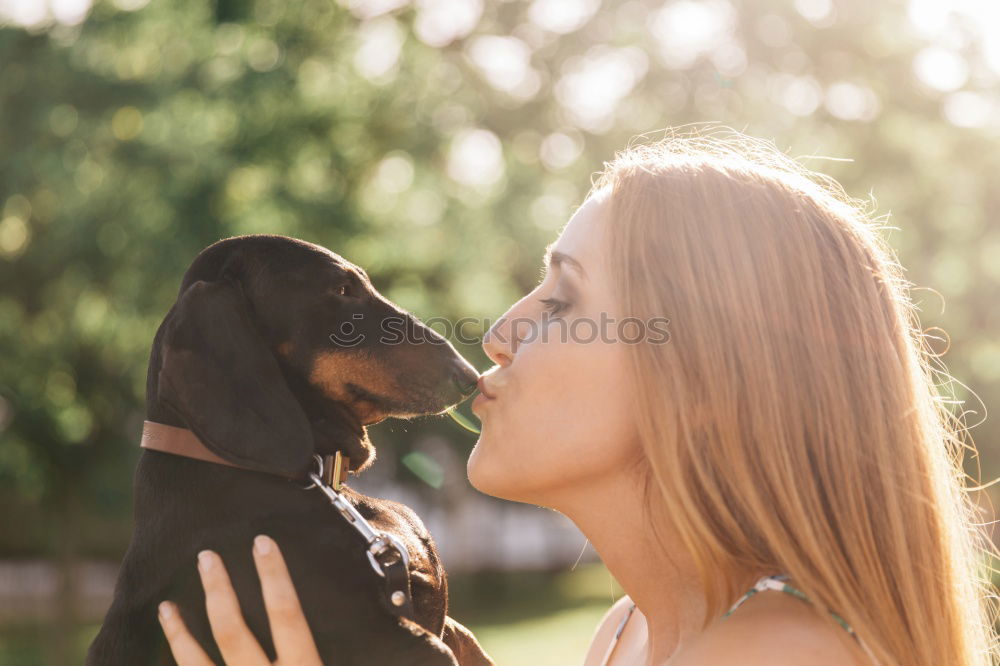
0,623,100,665
467,604,610,666
448,562,623,666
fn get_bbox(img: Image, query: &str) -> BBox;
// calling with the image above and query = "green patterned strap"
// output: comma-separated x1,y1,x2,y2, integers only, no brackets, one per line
722,574,856,635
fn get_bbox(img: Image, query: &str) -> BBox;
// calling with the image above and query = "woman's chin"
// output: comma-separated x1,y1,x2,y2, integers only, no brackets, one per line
467,438,518,500
465,438,490,492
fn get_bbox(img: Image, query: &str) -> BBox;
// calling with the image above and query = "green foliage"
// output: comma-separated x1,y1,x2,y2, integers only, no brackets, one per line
0,0,997,571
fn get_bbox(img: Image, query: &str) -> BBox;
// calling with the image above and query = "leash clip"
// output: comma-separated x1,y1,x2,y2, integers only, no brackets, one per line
300,455,417,621
366,533,411,577
305,465,410,578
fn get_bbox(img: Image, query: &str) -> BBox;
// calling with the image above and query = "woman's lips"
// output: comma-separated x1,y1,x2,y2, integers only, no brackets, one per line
476,376,497,399
471,392,492,412
472,376,496,412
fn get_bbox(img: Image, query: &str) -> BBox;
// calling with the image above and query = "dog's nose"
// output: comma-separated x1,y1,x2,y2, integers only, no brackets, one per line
452,374,478,396
449,358,480,397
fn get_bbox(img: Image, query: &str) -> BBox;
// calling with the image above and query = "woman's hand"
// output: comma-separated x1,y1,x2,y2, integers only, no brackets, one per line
157,534,323,665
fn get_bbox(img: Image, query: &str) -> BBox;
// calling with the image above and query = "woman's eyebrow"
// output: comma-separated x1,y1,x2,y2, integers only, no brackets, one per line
543,244,588,279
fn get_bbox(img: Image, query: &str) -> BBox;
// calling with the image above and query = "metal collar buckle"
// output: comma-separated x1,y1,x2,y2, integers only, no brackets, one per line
299,451,350,491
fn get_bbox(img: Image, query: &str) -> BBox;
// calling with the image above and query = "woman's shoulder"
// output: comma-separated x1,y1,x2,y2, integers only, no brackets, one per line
670,591,871,666
582,595,640,666
600,593,636,628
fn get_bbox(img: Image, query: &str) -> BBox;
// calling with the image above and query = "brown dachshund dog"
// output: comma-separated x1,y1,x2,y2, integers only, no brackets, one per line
87,234,494,665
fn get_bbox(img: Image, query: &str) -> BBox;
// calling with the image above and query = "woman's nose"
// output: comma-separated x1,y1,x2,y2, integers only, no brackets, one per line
482,314,515,366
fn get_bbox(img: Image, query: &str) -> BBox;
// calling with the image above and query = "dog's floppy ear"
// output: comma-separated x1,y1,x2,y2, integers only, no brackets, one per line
441,616,495,666
157,278,314,477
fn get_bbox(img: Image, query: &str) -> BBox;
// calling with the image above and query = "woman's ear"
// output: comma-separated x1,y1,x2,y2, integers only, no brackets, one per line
157,279,315,477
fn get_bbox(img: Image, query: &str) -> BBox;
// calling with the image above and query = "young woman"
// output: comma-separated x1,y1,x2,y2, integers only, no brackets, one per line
157,129,999,665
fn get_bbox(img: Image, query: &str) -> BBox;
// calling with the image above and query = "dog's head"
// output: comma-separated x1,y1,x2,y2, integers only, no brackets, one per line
150,234,479,478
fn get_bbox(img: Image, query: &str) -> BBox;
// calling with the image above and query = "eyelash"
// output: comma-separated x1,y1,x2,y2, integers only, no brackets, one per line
538,297,569,317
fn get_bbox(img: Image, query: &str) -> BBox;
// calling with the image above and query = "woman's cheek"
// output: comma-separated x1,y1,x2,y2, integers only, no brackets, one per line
466,390,551,499
469,334,615,496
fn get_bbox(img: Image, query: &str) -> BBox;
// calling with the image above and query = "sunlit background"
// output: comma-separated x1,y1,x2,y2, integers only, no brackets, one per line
1,0,998,663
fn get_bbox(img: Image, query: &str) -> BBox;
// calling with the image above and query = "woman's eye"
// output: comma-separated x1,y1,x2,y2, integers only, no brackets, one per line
538,297,569,317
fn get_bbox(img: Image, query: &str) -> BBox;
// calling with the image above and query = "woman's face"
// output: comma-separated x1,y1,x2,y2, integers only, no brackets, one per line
467,190,641,506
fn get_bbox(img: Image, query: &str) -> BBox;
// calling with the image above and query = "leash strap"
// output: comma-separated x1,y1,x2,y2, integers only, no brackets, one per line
375,544,417,621
306,459,417,622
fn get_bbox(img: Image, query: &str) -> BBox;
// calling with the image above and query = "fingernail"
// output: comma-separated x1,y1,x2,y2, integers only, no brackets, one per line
159,601,174,620
254,534,273,556
198,550,214,572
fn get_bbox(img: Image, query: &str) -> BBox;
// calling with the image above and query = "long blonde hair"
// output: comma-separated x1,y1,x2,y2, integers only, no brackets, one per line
595,128,999,665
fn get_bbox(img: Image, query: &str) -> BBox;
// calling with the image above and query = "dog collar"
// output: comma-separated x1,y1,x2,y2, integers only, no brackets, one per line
140,420,350,488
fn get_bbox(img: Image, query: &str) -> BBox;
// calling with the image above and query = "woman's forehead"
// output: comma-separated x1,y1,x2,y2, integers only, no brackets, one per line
550,193,608,271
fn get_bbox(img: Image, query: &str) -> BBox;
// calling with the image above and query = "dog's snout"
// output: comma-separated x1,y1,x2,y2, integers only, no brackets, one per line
451,372,479,397
449,357,480,398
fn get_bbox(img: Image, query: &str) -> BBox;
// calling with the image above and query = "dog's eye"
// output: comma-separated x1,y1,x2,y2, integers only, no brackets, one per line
335,283,357,298
332,274,364,299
